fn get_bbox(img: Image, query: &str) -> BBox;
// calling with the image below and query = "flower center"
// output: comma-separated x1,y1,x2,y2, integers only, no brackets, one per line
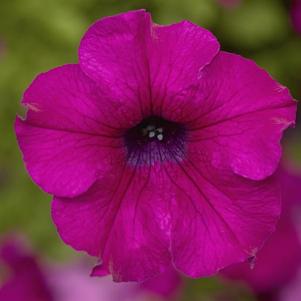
124,116,186,165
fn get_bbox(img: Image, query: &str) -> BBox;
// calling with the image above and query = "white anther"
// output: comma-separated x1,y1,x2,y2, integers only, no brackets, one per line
157,127,163,133
148,131,156,138
157,134,163,141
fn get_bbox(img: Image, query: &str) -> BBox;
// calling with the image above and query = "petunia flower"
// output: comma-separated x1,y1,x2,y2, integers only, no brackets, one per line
221,165,301,297
0,237,182,301
291,0,301,35
0,238,53,301
15,10,297,282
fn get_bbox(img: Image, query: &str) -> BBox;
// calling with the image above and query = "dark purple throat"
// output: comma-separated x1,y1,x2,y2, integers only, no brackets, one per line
124,116,186,166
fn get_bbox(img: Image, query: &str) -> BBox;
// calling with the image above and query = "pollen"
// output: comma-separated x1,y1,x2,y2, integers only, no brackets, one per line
143,124,165,141
157,134,163,141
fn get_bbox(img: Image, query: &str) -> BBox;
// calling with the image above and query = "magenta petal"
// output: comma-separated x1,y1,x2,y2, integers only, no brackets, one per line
0,238,52,301
52,180,112,257
15,64,125,197
167,161,281,277
91,264,109,277
52,165,173,282
79,10,220,118
279,271,301,301
79,10,152,117
141,267,182,299
222,212,301,293
149,20,219,115
221,166,301,293
188,51,296,180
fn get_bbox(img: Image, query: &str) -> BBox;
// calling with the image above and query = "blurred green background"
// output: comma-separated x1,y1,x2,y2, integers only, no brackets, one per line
0,0,300,300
